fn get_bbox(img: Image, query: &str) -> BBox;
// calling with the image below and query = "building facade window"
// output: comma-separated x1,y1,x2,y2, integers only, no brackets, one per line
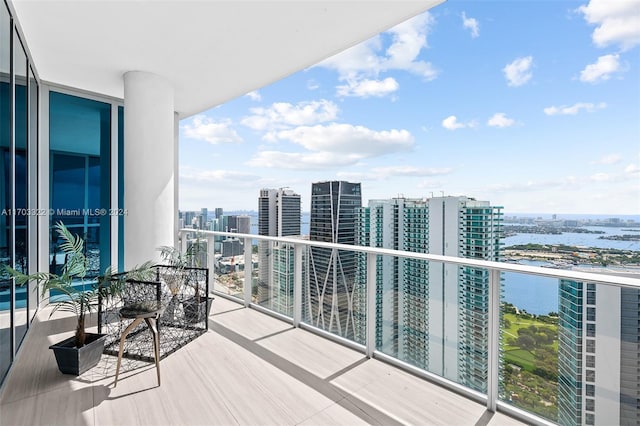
0,1,39,385
586,383,595,397
49,91,112,277
585,398,595,412
585,413,595,425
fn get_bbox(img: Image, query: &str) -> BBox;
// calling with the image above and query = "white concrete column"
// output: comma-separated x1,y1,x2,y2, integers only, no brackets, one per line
123,71,175,269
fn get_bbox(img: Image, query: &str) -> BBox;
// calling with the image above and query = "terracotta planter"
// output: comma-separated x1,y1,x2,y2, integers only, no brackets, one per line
49,333,107,375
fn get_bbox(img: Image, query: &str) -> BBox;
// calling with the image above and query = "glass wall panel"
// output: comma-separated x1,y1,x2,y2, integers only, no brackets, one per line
303,243,362,343
27,66,37,321
0,0,11,383
302,245,365,345
500,276,640,426
256,240,295,317
370,254,491,391
50,154,84,226
500,272,560,422
13,29,28,346
49,92,111,278
0,3,39,388
211,234,244,299
117,106,124,270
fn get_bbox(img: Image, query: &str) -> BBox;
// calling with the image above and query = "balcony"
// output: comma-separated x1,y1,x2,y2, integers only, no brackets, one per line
194,230,640,425
1,297,523,426
2,230,639,425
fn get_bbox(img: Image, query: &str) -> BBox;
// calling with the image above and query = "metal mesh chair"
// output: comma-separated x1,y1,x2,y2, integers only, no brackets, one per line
113,281,166,387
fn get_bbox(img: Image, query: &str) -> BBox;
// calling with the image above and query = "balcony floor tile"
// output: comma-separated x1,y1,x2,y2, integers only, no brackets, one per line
1,297,527,426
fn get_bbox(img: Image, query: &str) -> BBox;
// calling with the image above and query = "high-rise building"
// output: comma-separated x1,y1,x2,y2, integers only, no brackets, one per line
355,196,503,391
182,211,197,229
307,181,362,340
227,215,251,234
558,279,640,426
200,208,209,229
257,188,301,313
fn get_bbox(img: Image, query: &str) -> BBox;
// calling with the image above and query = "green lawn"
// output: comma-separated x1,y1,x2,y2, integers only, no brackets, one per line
503,312,558,351
504,348,536,371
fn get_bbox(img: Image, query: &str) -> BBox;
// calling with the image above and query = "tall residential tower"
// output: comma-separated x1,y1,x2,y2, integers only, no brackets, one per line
257,188,301,314
558,279,640,425
308,181,362,340
355,196,503,392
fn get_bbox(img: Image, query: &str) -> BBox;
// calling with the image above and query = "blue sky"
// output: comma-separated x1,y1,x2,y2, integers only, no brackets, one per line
179,0,640,215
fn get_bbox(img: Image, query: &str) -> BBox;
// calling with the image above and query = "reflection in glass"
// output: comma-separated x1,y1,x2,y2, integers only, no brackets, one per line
49,92,111,276
28,66,37,321
257,241,295,318
0,0,11,383
13,28,28,349
211,234,244,299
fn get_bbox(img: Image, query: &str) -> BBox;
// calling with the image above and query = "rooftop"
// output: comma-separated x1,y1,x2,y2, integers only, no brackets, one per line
1,296,524,425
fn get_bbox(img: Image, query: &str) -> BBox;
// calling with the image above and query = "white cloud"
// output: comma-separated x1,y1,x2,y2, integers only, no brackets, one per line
181,115,242,144
249,124,414,170
543,102,607,115
307,79,320,90
180,168,261,186
625,163,640,174
592,153,622,165
268,123,413,156
487,177,581,193
337,77,399,98
247,151,360,170
462,12,479,38
578,0,640,50
241,100,338,131
373,165,452,177
503,56,533,87
487,113,516,128
442,115,476,130
245,91,261,101
487,163,639,196
590,172,611,182
384,13,438,79
579,54,622,83
336,166,452,182
318,12,438,92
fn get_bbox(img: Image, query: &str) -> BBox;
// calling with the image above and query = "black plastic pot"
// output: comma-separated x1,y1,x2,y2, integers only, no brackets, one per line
49,333,107,375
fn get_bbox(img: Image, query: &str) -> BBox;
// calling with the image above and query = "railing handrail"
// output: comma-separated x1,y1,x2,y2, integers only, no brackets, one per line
180,228,640,289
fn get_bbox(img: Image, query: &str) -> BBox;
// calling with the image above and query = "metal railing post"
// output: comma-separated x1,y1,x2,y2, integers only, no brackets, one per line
293,243,302,327
243,237,252,307
366,252,377,358
207,235,214,293
487,268,500,412
180,231,187,254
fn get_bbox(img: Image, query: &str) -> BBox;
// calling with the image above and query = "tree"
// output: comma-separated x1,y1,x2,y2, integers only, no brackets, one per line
516,334,536,351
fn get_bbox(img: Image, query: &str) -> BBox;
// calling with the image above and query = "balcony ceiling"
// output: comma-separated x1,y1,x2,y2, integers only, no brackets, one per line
10,0,444,118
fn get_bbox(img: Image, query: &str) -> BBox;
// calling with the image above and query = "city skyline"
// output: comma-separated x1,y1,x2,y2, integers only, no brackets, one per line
178,0,640,215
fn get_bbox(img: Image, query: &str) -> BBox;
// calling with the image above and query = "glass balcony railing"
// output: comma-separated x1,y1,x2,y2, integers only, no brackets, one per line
180,228,640,426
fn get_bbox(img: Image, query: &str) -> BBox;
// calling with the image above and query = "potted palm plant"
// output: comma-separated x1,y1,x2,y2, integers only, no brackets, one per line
4,222,153,375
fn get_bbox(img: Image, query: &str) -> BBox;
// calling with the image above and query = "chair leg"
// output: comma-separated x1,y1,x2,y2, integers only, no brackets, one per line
145,317,161,386
114,317,143,387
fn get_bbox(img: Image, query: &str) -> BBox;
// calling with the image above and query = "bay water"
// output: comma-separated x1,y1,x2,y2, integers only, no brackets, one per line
502,226,639,315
